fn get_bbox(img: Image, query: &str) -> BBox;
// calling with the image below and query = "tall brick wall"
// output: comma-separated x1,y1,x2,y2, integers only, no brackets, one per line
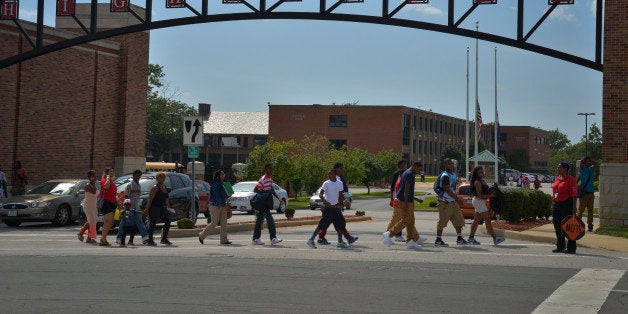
0,14,148,185
599,0,627,227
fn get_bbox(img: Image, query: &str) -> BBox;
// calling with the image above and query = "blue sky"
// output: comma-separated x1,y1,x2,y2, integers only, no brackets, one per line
19,1,603,143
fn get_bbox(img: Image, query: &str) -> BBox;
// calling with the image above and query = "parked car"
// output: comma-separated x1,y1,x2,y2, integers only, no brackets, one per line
228,181,288,214
194,180,211,219
79,172,199,230
0,179,88,227
456,183,494,219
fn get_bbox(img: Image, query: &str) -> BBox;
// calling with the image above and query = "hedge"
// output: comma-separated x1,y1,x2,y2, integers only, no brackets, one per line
501,189,552,223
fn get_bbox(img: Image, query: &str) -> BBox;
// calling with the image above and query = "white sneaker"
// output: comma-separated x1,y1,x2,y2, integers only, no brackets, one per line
394,235,406,242
382,231,394,247
271,237,282,245
407,240,422,250
252,238,265,245
417,236,428,244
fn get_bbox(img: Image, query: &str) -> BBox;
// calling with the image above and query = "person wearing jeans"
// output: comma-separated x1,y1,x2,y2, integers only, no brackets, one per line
576,156,598,232
199,170,232,245
251,163,282,245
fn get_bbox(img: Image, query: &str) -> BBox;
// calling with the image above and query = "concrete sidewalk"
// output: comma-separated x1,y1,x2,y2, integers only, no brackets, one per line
488,223,627,253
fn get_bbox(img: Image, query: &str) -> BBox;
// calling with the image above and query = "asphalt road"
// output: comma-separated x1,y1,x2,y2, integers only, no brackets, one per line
0,197,625,313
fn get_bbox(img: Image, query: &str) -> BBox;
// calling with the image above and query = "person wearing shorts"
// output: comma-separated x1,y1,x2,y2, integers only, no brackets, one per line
467,166,505,245
434,158,468,247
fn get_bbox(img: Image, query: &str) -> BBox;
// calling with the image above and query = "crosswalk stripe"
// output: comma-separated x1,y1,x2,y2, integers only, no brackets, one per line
532,268,625,313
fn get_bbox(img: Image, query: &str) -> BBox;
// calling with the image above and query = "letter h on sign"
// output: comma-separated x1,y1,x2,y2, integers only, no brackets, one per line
1,0,19,20
110,0,130,12
166,0,186,8
57,0,76,16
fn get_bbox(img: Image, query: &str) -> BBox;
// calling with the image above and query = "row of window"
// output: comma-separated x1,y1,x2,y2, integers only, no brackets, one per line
412,139,464,156
203,135,267,148
534,136,549,145
533,161,549,167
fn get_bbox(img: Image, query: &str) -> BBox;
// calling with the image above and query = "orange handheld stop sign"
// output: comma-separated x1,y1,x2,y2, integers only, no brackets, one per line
561,215,586,241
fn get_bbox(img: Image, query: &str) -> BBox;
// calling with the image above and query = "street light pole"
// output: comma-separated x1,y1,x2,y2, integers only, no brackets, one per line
577,112,595,157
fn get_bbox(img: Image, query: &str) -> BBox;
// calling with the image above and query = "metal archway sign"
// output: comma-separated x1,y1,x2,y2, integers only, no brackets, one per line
0,0,603,71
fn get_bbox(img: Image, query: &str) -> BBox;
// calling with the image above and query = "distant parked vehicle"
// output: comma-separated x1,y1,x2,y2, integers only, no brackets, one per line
1,179,88,227
228,181,287,214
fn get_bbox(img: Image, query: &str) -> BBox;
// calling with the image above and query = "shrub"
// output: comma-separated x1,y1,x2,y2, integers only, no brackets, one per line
284,207,295,218
176,218,195,229
429,201,438,208
501,189,552,223
593,180,599,191
355,210,365,216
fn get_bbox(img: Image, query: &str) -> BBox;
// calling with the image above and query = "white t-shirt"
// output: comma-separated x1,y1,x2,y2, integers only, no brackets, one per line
320,179,344,206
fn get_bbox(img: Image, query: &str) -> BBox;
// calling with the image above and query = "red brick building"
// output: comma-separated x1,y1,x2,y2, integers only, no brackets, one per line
0,4,148,185
269,104,473,175
484,126,550,173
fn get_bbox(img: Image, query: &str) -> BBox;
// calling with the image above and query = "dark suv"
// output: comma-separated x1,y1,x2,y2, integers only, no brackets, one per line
79,172,199,230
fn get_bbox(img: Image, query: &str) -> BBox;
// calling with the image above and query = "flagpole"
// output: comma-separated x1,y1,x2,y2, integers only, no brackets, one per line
494,46,499,184
465,47,470,181
474,21,479,169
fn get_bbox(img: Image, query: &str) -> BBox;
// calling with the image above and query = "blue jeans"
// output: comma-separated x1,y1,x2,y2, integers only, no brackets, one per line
253,210,276,240
117,211,148,240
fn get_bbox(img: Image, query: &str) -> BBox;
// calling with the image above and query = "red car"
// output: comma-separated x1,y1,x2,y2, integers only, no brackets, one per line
456,183,494,219
194,180,211,219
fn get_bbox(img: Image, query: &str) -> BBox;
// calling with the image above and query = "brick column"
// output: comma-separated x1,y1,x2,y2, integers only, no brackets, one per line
599,1,627,227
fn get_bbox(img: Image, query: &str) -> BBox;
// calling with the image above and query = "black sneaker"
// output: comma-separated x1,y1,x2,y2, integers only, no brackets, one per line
552,248,565,253
456,237,469,245
434,239,449,247
160,239,172,245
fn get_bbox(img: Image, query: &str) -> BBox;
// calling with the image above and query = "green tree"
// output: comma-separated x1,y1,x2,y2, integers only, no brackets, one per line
580,122,602,160
242,138,300,195
296,135,335,194
549,129,571,155
146,64,198,161
508,148,531,172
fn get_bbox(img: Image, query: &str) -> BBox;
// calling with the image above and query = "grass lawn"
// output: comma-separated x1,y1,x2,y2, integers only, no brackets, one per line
287,197,311,209
352,191,390,199
415,176,437,183
414,196,439,212
595,226,628,239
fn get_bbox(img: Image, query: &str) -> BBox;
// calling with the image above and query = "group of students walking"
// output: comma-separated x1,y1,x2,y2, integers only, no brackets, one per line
74,157,597,253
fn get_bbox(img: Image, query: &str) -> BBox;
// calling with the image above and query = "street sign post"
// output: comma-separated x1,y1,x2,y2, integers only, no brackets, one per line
183,116,203,220
183,116,203,146
188,146,199,159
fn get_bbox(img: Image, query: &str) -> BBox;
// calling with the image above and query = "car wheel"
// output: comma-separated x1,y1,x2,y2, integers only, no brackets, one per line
310,206,316,210
276,199,286,214
4,220,21,227
52,205,71,226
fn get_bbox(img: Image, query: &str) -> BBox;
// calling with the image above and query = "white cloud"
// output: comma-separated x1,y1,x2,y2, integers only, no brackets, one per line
548,6,575,22
20,9,38,19
410,4,444,16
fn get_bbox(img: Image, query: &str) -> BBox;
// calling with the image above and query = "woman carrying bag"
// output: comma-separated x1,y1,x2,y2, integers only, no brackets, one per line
198,170,232,245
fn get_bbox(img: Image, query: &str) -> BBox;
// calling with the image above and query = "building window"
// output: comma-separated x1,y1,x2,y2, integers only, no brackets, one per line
419,117,424,131
402,114,410,146
418,140,422,154
516,136,524,142
413,115,417,130
501,133,507,141
329,139,347,149
329,115,348,127
253,137,267,146
413,140,417,154
293,114,304,121
243,136,249,148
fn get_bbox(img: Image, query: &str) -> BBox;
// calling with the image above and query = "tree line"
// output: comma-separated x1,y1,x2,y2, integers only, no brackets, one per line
241,135,401,196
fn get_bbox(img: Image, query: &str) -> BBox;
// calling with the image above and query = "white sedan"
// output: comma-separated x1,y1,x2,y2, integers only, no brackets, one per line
228,181,288,214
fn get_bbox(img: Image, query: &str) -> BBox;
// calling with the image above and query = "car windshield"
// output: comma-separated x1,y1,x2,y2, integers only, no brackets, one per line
29,182,76,195
117,177,156,195
232,182,257,193
458,185,471,196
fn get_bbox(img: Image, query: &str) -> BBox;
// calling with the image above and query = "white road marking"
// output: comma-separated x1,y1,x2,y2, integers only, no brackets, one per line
532,268,625,314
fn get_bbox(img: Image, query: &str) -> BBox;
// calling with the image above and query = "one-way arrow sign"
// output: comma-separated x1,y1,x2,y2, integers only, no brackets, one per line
183,116,203,146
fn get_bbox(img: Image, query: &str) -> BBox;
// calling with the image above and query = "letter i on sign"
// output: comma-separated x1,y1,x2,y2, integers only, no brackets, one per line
57,0,76,16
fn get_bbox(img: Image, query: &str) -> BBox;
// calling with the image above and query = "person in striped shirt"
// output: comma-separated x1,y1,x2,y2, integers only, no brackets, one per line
251,163,283,245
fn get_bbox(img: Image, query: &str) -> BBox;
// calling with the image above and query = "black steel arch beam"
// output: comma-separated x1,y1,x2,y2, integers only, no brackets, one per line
0,12,602,71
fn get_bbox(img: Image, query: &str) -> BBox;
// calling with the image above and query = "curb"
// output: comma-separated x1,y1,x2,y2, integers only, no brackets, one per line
485,227,627,252
169,216,372,238
487,228,556,246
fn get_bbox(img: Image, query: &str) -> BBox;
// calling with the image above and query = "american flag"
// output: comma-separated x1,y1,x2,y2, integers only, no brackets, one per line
476,100,483,140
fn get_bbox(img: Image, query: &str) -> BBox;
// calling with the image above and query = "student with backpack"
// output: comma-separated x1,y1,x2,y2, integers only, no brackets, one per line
433,159,468,247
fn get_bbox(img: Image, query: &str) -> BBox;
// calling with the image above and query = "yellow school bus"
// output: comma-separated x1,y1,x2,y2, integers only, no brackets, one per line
145,162,185,173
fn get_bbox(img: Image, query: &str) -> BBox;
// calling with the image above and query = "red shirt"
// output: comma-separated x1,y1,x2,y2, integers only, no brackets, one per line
100,178,118,203
552,175,577,203
255,174,273,192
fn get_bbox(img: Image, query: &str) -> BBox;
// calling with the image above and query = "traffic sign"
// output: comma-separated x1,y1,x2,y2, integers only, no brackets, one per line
561,215,585,241
188,146,199,159
183,116,203,146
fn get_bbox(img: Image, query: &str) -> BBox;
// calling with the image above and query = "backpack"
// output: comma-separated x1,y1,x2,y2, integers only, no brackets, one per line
433,172,448,197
